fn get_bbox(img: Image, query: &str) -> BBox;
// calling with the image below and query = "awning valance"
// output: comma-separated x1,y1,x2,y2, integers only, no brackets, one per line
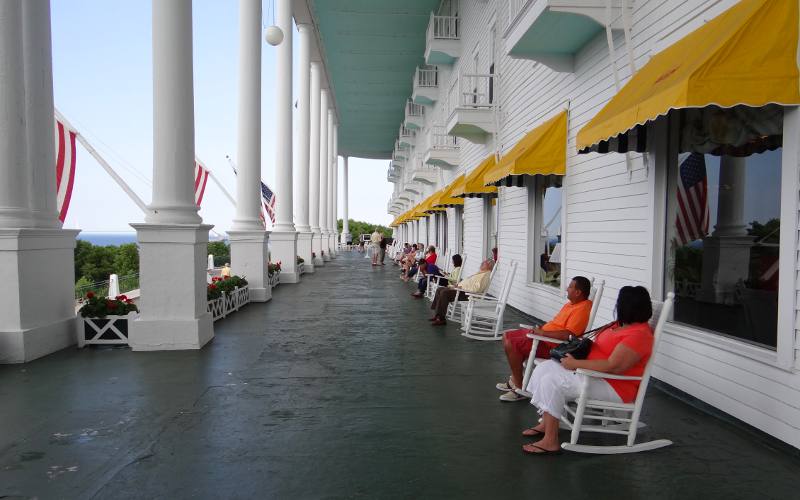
433,175,466,208
453,156,498,198
577,0,800,156
484,111,567,186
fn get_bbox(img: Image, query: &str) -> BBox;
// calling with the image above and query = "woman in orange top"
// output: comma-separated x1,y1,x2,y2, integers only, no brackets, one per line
521,286,654,455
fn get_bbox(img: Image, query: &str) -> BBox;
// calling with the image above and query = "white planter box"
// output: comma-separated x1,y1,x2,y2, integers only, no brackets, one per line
268,272,280,288
297,262,305,275
78,312,137,348
207,285,250,322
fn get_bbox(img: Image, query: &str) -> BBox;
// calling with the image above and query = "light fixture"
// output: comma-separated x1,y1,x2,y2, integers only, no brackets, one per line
264,0,283,46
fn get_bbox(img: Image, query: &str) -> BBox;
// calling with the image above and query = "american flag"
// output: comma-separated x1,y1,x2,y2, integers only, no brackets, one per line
260,181,276,224
194,159,210,206
54,117,78,222
675,153,709,245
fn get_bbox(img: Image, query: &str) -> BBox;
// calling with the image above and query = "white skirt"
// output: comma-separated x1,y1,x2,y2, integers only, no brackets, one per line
526,359,621,419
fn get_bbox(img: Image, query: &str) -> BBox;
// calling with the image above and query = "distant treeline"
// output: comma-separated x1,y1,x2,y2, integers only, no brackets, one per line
336,219,391,240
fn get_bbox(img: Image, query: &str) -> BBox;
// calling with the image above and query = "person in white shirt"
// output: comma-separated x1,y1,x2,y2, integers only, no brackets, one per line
430,259,493,325
370,230,383,266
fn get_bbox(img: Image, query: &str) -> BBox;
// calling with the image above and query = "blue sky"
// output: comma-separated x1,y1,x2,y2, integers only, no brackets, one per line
51,0,392,233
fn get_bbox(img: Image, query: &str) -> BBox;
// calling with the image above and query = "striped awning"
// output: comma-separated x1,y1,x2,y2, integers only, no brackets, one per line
453,156,498,198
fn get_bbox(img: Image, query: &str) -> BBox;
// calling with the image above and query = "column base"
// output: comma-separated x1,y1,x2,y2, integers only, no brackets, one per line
0,228,81,363
312,230,325,266
129,223,215,351
271,230,300,283
297,231,315,273
228,229,271,302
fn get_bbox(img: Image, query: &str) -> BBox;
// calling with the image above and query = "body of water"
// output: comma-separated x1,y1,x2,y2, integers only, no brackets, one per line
78,232,229,246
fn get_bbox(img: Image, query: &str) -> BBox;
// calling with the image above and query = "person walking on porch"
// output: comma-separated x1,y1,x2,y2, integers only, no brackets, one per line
430,259,494,326
496,276,592,402
370,230,383,266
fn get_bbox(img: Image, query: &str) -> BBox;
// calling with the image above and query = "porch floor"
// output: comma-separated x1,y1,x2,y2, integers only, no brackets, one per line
1,252,798,499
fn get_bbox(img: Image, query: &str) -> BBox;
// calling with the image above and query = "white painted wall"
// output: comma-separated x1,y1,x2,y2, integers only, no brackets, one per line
388,0,800,449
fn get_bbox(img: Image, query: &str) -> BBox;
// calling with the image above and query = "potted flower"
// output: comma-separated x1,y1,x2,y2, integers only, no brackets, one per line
77,292,139,347
268,261,281,288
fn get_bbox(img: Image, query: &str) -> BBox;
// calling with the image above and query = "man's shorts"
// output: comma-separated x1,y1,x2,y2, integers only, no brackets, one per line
505,328,557,359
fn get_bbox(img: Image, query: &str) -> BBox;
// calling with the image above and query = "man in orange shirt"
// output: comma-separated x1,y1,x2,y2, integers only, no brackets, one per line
496,276,592,402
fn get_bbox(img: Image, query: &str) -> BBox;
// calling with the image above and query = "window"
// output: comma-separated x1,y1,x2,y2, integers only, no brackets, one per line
455,205,464,253
484,197,498,260
529,176,563,287
664,150,782,349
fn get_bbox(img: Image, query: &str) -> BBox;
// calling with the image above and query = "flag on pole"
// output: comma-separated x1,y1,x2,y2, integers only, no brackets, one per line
55,117,78,222
675,153,709,245
260,181,276,224
194,159,210,206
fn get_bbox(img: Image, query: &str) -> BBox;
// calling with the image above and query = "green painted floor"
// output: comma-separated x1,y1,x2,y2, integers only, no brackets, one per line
1,252,798,499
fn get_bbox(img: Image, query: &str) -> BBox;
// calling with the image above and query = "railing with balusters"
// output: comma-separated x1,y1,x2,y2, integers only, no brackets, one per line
446,72,497,118
415,66,439,88
406,100,425,118
399,124,416,140
427,12,459,42
430,126,459,149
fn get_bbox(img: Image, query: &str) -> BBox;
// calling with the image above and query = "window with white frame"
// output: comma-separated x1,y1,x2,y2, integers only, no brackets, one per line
484,197,497,260
528,176,563,287
664,150,782,349
455,205,464,253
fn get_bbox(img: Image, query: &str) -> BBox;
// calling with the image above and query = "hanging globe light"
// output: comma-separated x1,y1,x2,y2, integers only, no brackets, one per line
264,25,284,46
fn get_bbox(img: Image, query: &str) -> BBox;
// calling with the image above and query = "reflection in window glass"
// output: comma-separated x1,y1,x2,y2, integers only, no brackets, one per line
666,150,781,348
539,185,562,287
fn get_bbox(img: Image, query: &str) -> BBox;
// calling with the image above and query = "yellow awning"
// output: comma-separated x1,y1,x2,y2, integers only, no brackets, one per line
433,175,466,207
577,0,800,154
453,156,498,198
484,111,567,186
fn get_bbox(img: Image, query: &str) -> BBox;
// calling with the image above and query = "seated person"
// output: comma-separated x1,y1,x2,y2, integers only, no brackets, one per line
496,276,592,402
521,286,654,455
403,258,426,282
429,254,463,291
430,259,494,326
412,261,443,298
425,246,437,266
400,245,418,275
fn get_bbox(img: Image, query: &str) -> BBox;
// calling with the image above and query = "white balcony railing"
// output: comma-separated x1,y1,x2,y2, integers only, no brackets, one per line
406,99,425,118
430,126,458,149
447,72,497,116
427,13,459,42
415,66,439,88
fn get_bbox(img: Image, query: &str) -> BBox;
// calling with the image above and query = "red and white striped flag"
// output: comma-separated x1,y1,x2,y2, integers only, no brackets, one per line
675,153,709,245
194,159,210,206
55,117,78,222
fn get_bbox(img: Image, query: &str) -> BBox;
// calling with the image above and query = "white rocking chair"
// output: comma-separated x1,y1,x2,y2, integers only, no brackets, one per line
446,257,495,322
426,253,466,301
460,260,518,341
558,292,675,454
518,280,605,395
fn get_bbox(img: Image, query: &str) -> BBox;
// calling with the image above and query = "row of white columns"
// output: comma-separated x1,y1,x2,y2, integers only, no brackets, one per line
1,0,350,361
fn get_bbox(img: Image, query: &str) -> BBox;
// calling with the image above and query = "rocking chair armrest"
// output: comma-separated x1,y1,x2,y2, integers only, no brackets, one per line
575,368,643,381
525,333,568,344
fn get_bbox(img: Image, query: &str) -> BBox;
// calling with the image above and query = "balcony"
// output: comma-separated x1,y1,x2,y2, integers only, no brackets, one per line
505,0,629,72
403,180,424,195
398,124,417,148
424,125,460,168
387,163,401,183
425,13,460,65
412,66,439,106
394,140,409,160
445,72,497,144
404,100,425,130
410,155,439,185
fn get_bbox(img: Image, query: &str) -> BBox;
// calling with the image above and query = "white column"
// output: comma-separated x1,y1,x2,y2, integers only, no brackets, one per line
341,156,350,244
309,63,323,266
269,0,299,282
324,110,334,257
228,0,270,301
294,24,314,273
1,0,80,363
714,155,748,237
130,0,213,351
318,90,330,261
329,121,338,256
23,0,59,228
0,0,30,229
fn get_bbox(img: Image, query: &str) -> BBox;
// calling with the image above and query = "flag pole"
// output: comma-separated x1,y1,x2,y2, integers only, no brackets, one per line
207,170,236,206
55,108,149,215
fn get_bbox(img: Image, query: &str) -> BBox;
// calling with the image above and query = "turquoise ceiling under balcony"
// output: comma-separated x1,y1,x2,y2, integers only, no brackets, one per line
311,0,439,159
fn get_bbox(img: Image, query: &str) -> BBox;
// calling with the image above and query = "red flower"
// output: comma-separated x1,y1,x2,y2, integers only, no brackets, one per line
212,276,221,282
107,300,117,310
86,291,95,299
208,284,217,290
115,294,128,301
223,275,230,280
125,299,132,304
